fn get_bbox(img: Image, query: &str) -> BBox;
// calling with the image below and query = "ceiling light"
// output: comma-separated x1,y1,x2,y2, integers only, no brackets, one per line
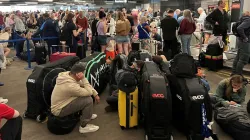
25,2,38,4
17,4,28,6
38,0,53,2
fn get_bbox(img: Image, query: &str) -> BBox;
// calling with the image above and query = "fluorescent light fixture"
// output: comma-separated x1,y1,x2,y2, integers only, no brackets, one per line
74,0,86,2
105,1,114,4
17,4,28,6
128,1,136,3
25,2,38,4
0,2,2,4
54,2,67,5
115,0,127,3
38,0,53,2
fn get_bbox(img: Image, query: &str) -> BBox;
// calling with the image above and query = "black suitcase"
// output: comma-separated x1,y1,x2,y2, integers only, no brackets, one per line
24,56,80,122
20,50,36,62
141,61,172,140
80,52,109,94
35,43,47,65
76,44,86,59
167,76,216,140
214,104,250,140
205,43,223,71
127,50,152,66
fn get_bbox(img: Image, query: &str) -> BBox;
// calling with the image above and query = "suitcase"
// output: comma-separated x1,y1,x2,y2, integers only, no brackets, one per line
141,61,172,140
80,52,109,94
24,56,80,122
50,52,76,62
205,43,224,71
76,44,86,59
149,40,158,56
35,43,47,65
118,88,139,129
167,76,216,139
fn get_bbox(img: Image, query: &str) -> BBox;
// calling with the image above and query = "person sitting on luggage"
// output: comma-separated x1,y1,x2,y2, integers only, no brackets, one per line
0,103,23,140
51,62,100,134
210,75,247,106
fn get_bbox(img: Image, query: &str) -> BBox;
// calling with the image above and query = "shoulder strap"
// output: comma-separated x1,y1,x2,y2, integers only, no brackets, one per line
140,24,150,38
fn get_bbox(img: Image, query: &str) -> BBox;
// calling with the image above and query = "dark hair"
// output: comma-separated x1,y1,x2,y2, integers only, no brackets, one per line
43,13,49,18
66,13,74,22
218,0,224,6
127,10,132,14
99,11,106,19
70,62,86,74
167,9,175,14
134,60,145,69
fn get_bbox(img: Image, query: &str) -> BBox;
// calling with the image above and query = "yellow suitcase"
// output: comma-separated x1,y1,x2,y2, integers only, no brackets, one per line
118,88,138,129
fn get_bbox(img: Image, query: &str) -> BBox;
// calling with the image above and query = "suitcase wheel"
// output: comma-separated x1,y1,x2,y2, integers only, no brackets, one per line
23,111,28,118
120,126,125,130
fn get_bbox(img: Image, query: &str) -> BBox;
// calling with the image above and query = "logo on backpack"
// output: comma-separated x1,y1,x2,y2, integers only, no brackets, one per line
176,94,182,100
28,79,35,83
152,93,164,99
192,95,204,100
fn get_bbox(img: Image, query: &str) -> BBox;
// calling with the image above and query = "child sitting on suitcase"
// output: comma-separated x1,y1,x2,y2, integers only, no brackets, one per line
210,75,247,107
105,60,145,112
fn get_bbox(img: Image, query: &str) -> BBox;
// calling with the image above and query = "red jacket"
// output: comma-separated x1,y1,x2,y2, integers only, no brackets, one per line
179,18,196,35
76,16,88,31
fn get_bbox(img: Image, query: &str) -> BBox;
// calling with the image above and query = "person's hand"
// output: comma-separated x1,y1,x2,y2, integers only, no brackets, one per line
233,88,238,93
95,95,100,104
229,101,237,105
215,22,219,25
78,28,83,32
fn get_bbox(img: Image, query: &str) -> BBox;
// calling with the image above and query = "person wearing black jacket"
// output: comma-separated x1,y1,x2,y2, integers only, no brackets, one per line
91,12,100,54
160,9,179,60
33,13,59,56
232,12,250,75
206,0,229,44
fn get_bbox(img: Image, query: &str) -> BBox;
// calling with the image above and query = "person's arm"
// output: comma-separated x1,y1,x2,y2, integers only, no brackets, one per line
231,86,247,104
197,13,207,23
206,10,216,25
13,110,20,118
0,104,19,119
179,19,186,34
214,79,227,103
68,82,95,97
144,25,151,32
237,20,250,41
103,21,107,34
72,23,82,37
79,78,98,97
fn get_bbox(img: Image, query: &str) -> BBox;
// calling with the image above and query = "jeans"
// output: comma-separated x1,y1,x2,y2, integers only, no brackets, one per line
180,34,192,55
232,38,250,75
59,96,93,127
0,116,23,140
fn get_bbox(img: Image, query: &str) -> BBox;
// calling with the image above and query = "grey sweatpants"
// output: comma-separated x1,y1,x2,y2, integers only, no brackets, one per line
59,96,93,127
232,39,250,75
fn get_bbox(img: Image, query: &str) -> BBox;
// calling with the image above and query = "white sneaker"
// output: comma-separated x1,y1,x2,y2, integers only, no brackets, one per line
91,114,97,120
0,98,8,104
79,124,99,134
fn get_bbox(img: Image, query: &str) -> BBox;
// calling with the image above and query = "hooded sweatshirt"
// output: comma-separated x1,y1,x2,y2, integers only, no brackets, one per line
237,16,250,42
51,72,98,116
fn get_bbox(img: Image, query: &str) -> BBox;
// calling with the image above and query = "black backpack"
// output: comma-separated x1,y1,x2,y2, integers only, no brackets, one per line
170,53,197,78
232,21,242,37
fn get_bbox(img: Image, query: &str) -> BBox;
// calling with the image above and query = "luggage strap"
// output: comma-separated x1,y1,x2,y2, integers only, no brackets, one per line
85,53,105,79
205,55,223,60
201,103,211,138
86,54,106,80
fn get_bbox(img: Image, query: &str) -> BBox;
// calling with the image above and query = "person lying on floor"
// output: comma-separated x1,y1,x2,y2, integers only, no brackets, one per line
0,103,22,140
51,62,100,134
105,60,145,112
210,74,247,106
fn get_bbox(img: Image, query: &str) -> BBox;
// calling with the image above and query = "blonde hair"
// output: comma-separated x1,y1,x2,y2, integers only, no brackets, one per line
183,9,194,23
118,11,125,21
140,16,147,24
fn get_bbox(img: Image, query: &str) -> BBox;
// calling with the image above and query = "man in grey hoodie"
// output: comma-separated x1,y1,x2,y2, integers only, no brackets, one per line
232,11,250,75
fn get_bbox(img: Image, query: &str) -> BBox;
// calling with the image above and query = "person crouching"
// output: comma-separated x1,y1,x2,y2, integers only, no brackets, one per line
51,62,100,134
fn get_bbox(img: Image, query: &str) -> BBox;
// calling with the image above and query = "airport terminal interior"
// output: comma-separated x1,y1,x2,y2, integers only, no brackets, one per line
1,0,250,140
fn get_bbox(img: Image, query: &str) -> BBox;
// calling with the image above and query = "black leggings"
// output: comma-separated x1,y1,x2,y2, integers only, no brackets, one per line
0,116,22,140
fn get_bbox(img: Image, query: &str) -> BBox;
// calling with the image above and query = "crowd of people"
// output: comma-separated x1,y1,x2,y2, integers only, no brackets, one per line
0,0,250,139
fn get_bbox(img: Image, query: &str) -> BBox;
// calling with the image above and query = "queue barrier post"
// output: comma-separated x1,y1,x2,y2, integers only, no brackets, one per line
24,39,33,70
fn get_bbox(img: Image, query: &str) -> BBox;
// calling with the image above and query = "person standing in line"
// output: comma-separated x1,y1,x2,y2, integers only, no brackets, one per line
206,0,229,44
97,11,108,52
232,11,250,75
196,7,207,25
160,9,179,60
179,10,196,55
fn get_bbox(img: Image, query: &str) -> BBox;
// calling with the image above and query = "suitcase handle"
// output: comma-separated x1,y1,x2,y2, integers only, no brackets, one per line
131,102,133,117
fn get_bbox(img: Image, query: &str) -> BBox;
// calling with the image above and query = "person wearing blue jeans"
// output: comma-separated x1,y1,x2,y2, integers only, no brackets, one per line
179,10,196,55
232,13,250,75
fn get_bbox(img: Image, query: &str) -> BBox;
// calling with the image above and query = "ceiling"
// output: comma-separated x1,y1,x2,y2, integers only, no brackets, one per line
0,0,142,6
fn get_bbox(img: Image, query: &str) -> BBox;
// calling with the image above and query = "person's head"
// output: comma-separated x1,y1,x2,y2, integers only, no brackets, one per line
197,7,204,15
183,9,194,23
167,9,175,17
43,13,50,20
127,10,132,15
131,60,145,71
4,27,11,35
225,75,244,98
99,11,106,20
66,12,74,22
70,62,86,81
175,9,181,15
150,22,157,33
122,7,127,14
118,11,125,21
50,12,55,19
218,0,226,9
243,11,250,16
79,11,83,18
107,13,112,20
140,16,147,24
100,7,105,12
